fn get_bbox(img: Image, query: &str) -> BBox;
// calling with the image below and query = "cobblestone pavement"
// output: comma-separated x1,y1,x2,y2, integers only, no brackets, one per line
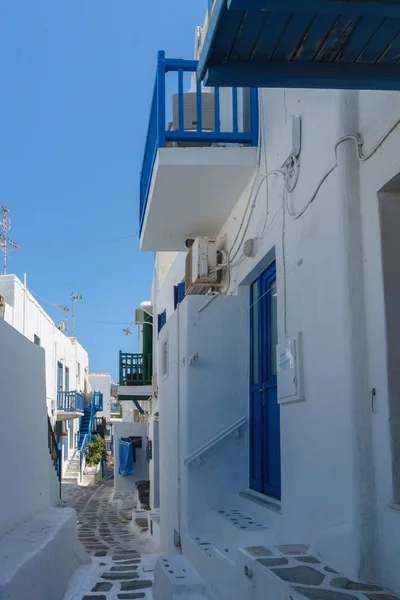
61,471,157,600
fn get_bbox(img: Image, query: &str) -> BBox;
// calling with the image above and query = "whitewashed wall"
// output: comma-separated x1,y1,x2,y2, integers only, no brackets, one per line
158,294,248,552
152,86,400,593
148,413,160,510
89,373,112,423
0,275,89,465
0,318,56,536
214,87,400,588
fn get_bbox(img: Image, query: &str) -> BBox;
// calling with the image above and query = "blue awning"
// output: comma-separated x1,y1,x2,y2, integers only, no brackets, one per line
198,0,400,90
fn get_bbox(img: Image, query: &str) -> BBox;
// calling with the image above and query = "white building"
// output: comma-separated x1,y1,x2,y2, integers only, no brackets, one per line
0,302,84,600
138,9,400,600
0,274,89,468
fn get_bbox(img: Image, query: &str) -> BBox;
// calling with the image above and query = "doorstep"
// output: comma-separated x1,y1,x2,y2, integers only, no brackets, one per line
0,507,86,600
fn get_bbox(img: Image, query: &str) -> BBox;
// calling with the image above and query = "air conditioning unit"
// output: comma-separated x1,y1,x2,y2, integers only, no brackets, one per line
171,93,215,148
54,420,67,436
135,308,149,325
185,237,220,295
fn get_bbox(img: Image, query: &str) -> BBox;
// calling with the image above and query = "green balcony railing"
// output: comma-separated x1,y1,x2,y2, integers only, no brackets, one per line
119,352,152,386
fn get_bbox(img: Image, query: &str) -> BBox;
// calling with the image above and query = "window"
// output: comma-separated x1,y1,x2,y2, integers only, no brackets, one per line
65,367,70,392
77,362,81,384
174,282,186,310
161,337,168,377
158,310,167,333
34,334,40,346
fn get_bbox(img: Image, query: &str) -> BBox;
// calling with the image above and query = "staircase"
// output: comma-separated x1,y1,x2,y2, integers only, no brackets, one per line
61,451,80,484
77,407,91,448
77,391,103,449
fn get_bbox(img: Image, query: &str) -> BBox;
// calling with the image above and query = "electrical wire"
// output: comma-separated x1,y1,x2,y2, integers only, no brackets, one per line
284,125,400,220
28,286,133,326
19,233,137,252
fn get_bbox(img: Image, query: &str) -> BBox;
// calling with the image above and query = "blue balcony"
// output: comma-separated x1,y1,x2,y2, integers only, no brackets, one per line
198,0,400,90
139,51,259,252
57,390,85,419
93,391,103,412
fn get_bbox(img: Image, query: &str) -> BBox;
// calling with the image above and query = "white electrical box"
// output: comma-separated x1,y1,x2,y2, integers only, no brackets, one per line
277,333,304,404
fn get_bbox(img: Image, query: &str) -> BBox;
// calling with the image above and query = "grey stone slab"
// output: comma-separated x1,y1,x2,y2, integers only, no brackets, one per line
112,552,140,559
296,556,321,564
293,587,359,600
92,582,113,592
114,559,141,565
272,566,325,586
246,546,274,557
111,566,139,572
325,566,339,574
120,581,153,591
82,596,107,600
118,595,146,599
101,573,139,581
366,595,400,600
276,544,310,556
94,551,108,557
331,578,383,592
258,557,289,567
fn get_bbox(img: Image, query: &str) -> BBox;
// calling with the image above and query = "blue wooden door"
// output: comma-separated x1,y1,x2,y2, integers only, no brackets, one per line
57,362,63,392
250,263,281,499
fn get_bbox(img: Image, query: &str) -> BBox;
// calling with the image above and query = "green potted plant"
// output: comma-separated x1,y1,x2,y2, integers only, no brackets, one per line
85,436,105,473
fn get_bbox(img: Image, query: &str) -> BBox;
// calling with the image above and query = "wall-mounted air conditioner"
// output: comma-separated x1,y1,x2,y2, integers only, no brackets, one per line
54,421,67,436
172,92,214,132
185,237,221,295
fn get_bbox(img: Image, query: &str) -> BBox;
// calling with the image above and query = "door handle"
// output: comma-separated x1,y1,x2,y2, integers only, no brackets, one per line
259,388,265,406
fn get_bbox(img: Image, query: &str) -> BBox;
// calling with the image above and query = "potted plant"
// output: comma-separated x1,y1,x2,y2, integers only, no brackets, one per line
85,436,105,473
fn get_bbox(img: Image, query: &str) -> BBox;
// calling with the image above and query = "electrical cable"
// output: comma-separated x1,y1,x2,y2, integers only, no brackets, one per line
19,233,137,252
28,286,133,326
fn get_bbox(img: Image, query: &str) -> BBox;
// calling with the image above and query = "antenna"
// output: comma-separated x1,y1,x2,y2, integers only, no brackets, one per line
71,293,82,337
0,205,19,275
52,303,69,332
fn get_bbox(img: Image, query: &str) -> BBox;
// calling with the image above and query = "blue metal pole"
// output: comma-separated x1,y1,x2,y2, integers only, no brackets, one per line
157,51,166,148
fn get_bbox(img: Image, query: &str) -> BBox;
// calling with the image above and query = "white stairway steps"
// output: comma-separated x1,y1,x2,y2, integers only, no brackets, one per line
61,452,80,484
153,555,211,600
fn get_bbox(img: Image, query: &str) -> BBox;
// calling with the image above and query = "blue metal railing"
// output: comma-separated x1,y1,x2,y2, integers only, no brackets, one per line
79,433,90,483
139,51,259,234
57,391,85,413
93,391,103,412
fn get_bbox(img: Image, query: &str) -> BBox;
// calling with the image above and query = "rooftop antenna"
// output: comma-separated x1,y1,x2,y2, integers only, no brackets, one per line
52,303,69,332
71,293,82,337
0,205,19,275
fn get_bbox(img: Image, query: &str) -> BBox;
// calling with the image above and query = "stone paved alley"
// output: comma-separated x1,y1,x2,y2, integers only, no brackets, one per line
60,471,157,600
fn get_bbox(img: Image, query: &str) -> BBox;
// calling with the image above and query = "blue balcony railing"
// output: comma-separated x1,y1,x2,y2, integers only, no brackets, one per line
93,391,103,412
139,51,259,234
57,390,85,413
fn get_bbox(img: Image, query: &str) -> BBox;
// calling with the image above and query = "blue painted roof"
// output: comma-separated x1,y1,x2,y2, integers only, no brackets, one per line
198,0,400,89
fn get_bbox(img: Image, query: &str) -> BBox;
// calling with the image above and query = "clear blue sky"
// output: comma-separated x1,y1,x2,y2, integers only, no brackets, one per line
0,0,205,380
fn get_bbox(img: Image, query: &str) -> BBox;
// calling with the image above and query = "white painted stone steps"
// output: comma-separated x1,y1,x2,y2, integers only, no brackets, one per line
0,507,85,600
152,555,206,600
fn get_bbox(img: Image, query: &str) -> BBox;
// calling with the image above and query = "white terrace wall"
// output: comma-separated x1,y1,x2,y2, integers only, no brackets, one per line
158,294,248,555
0,275,89,419
0,318,54,537
89,372,112,423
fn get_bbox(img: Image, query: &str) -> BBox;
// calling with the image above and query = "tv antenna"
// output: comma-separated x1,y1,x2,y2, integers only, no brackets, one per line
71,293,82,337
0,205,19,275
